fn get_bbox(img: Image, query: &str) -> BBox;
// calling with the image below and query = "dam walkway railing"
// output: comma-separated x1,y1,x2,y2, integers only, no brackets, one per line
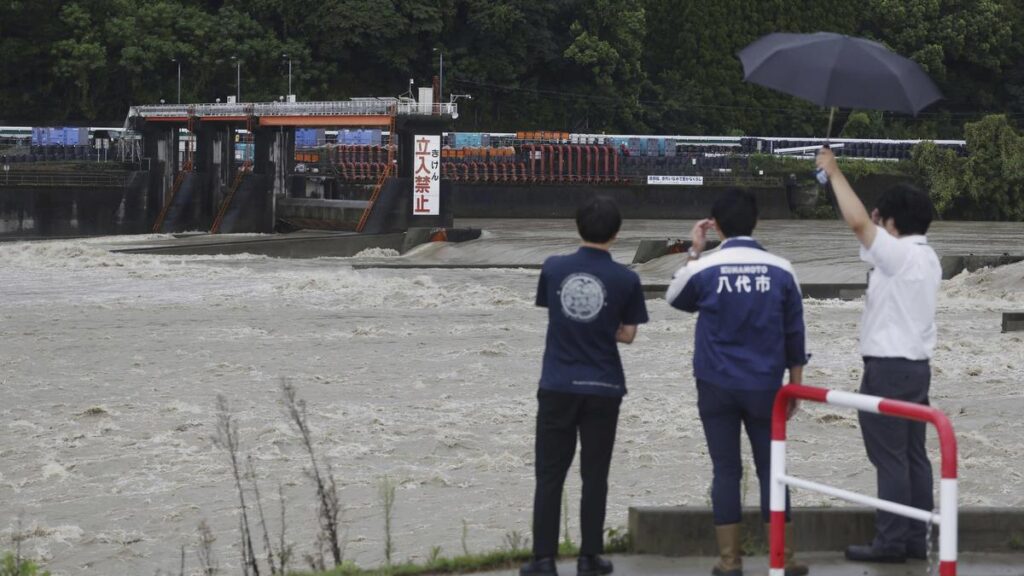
0,170,128,189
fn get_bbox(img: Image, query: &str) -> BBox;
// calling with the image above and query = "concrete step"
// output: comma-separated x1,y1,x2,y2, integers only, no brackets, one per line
630,507,1024,557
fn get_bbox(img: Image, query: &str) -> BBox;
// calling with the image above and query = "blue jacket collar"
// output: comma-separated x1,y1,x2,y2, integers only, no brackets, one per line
578,246,612,258
720,236,765,251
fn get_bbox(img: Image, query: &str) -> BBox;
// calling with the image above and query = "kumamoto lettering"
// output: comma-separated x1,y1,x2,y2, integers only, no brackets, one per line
719,265,769,275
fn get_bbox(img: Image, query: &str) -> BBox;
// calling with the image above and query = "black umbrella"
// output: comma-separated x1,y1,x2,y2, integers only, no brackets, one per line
738,32,942,138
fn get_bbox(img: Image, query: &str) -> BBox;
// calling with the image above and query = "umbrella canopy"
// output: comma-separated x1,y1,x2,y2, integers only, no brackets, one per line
738,32,942,116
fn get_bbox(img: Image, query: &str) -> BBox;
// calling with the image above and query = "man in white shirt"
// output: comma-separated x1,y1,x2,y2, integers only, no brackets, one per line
817,149,942,564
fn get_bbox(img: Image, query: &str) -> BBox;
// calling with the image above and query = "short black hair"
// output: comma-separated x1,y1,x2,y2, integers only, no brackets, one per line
711,189,758,238
576,196,622,243
875,184,934,236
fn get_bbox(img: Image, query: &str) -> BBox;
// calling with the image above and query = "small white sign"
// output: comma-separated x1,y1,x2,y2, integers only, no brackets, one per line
412,134,440,215
647,175,704,186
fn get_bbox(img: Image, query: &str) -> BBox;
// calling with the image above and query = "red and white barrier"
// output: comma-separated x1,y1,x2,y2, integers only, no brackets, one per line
769,384,958,576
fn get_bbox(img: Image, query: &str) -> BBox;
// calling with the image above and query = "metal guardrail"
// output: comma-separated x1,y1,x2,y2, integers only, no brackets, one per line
0,171,128,188
770,384,959,576
130,101,458,119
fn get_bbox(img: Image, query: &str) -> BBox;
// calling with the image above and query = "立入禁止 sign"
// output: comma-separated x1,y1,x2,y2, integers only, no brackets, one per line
413,135,440,215
647,175,704,186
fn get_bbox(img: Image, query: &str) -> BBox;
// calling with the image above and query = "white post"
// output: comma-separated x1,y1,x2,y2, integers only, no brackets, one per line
940,478,958,572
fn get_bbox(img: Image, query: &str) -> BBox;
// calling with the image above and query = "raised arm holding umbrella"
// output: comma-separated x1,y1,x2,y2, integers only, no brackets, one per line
738,32,945,567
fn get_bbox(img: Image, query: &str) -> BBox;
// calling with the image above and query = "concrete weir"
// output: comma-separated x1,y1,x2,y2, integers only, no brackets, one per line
629,506,1024,556
1003,312,1024,333
112,226,480,258
115,230,407,258
941,254,1024,279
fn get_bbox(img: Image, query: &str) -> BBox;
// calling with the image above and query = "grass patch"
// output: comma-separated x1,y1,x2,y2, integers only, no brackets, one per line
1,553,50,576
297,529,629,576
300,548,533,576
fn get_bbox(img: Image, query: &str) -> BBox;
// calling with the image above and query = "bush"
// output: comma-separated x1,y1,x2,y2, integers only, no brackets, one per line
911,114,1024,220
909,141,964,216
0,553,49,576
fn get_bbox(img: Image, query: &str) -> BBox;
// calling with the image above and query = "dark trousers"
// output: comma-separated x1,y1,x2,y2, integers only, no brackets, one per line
859,357,934,553
697,379,790,525
532,388,621,558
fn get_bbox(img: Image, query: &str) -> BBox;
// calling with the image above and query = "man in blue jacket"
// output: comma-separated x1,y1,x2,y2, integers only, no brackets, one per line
522,197,649,576
666,189,808,576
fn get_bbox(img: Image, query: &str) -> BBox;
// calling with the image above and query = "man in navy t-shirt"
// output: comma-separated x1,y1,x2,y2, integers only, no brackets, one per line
521,197,649,576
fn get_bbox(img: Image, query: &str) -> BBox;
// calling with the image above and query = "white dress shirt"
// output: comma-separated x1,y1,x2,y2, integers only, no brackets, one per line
859,228,941,360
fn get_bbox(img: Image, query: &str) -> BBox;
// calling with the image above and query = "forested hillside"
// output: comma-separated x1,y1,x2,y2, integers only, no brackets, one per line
1,0,1020,137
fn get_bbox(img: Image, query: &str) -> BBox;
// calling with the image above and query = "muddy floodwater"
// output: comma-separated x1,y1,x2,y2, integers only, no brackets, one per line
2,220,1023,575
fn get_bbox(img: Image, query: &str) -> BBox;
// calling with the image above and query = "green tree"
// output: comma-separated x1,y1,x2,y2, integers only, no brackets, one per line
863,0,1019,133
910,140,964,217
641,0,862,135
52,1,111,119
562,0,647,131
962,114,1024,220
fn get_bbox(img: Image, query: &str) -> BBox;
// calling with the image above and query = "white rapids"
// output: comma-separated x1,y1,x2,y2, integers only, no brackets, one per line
1,219,1022,575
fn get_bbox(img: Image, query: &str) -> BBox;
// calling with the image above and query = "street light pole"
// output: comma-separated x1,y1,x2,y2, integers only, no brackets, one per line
433,48,444,104
231,56,240,101
171,58,181,103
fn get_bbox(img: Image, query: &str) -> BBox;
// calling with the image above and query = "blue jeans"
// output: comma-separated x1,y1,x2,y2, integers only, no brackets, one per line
697,379,790,525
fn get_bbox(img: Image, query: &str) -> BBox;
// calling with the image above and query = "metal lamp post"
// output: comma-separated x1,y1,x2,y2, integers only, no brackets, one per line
171,58,181,103
283,53,292,96
433,47,444,104
231,56,241,101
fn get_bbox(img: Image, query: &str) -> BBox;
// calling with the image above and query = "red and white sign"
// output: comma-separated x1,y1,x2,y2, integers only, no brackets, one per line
413,135,440,215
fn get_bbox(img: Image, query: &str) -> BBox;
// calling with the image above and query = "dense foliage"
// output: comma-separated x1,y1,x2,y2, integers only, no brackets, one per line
912,115,1024,220
1,0,1022,137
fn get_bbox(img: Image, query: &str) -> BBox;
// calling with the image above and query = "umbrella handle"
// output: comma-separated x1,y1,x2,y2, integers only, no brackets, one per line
815,106,836,184
826,106,836,144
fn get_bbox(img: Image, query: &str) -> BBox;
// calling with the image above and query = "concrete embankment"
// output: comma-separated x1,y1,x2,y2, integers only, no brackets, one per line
629,506,1024,556
450,183,793,219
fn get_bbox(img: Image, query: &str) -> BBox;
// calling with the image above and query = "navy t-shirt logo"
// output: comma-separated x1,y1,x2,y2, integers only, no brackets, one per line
559,273,606,322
